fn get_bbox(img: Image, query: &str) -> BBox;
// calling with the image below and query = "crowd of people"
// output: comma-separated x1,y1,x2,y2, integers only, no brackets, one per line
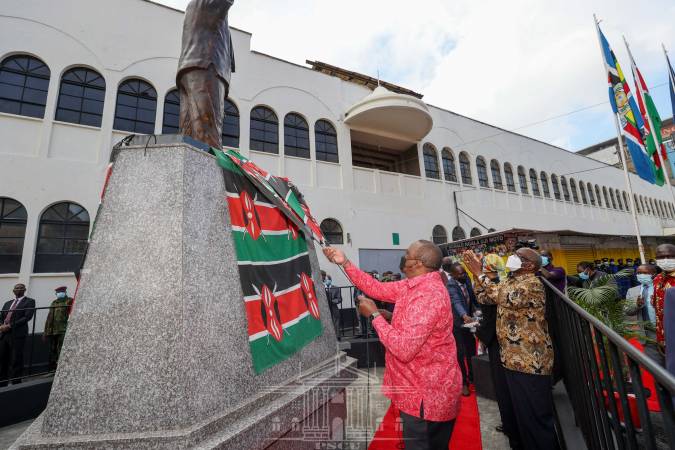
322,241,675,450
0,284,73,386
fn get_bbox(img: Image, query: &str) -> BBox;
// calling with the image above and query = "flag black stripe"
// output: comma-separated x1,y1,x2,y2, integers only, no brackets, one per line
238,253,313,296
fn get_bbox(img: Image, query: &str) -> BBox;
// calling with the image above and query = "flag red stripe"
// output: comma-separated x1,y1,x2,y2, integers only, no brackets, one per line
226,197,292,231
245,287,310,336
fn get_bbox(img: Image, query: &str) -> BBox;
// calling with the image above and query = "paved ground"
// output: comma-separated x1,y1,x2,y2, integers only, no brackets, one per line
476,396,510,450
0,420,31,450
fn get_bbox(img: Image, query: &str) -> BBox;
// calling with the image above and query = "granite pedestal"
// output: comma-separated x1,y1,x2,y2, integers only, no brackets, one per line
12,142,356,449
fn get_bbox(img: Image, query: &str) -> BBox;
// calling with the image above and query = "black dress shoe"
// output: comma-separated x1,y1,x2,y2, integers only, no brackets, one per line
496,424,504,433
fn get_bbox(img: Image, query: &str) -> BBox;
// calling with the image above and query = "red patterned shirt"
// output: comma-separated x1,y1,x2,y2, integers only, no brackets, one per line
345,263,462,422
653,272,675,347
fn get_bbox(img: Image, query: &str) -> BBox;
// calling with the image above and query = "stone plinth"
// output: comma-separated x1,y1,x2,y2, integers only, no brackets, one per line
12,142,355,449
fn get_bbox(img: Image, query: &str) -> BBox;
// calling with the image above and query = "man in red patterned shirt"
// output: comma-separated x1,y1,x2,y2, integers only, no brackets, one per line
324,241,462,449
654,244,675,358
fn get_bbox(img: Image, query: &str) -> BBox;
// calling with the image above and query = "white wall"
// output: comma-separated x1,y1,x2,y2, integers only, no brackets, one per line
1,0,674,295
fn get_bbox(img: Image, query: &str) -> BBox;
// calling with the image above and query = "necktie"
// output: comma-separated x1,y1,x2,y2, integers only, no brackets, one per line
3,298,20,326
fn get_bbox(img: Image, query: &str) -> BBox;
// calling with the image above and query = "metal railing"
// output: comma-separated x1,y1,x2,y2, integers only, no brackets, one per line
543,278,675,449
0,305,69,386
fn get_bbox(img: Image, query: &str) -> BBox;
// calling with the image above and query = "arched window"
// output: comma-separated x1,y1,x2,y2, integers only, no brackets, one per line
529,169,541,196
517,166,528,194
441,148,457,182
452,226,466,241
222,99,240,148
595,185,602,207
476,157,489,187
113,78,157,133
579,182,588,205
569,179,579,203
603,187,611,208
162,89,180,134
250,106,279,154
55,67,105,127
623,192,630,212
560,177,570,201
588,183,596,206
423,144,440,179
0,54,50,118
0,197,27,274
459,152,472,185
315,119,338,163
540,172,550,198
504,163,516,192
609,189,618,209
34,201,90,273
432,225,447,244
320,218,343,244
470,227,482,237
615,190,623,210
491,160,503,190
284,112,310,158
551,175,561,200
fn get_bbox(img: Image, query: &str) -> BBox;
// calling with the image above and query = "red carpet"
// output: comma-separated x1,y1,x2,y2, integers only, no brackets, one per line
368,391,482,450
628,338,661,412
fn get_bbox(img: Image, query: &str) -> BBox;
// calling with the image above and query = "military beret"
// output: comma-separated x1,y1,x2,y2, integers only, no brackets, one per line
55,286,67,292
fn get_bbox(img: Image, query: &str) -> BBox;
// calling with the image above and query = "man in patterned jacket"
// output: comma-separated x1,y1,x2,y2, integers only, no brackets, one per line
324,241,462,450
465,247,555,450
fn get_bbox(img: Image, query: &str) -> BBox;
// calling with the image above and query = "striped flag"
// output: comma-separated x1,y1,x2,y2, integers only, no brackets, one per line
216,150,322,373
667,47,675,123
597,25,656,184
626,41,667,186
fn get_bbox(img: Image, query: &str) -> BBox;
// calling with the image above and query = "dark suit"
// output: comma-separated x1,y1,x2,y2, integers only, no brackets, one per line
446,277,477,385
0,296,36,385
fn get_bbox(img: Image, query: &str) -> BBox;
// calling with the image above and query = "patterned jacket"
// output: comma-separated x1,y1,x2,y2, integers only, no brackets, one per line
475,272,554,375
653,272,675,347
345,263,462,422
44,297,73,336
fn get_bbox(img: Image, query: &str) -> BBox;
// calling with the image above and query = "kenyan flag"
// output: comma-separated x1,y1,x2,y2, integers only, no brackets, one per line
216,150,322,374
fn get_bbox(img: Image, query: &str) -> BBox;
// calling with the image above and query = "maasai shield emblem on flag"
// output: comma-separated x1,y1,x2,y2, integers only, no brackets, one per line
597,25,656,185
215,149,323,374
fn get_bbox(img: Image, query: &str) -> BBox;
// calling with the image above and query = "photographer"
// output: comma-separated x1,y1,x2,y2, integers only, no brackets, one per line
464,247,556,450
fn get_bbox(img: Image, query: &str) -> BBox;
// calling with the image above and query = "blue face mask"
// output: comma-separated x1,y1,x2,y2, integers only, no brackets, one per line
636,274,653,286
578,272,590,281
56,292,66,299
541,256,550,266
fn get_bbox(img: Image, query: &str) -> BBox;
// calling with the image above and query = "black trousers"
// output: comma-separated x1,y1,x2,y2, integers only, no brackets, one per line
0,333,25,386
454,327,476,385
486,339,522,449
400,403,455,450
503,368,556,450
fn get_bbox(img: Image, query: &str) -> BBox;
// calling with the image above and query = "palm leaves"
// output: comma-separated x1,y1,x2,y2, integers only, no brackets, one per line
567,268,638,339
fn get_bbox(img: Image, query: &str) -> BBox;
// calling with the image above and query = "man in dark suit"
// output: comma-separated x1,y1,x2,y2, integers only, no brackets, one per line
0,283,36,386
443,260,478,396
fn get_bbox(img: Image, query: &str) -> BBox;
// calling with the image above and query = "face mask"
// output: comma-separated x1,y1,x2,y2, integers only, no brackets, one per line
636,274,653,286
657,258,675,273
56,292,67,299
505,255,522,272
578,272,590,280
541,256,550,266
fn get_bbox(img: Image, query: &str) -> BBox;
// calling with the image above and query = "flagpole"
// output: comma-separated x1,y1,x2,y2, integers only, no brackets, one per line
593,15,646,262
624,36,675,208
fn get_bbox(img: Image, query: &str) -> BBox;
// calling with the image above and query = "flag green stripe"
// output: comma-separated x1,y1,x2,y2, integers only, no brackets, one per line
249,315,322,373
231,230,307,262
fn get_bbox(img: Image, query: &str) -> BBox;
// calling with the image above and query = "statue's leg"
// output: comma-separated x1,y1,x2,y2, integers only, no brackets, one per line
177,65,226,149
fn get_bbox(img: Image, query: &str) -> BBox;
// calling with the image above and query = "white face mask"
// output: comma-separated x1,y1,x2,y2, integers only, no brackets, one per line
657,258,675,273
505,254,522,272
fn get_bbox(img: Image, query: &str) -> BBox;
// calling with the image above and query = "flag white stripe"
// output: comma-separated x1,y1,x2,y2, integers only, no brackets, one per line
226,192,275,208
237,252,308,267
243,283,301,302
248,311,311,341
231,226,291,236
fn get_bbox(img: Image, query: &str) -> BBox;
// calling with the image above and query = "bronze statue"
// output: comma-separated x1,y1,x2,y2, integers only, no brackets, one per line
177,0,235,148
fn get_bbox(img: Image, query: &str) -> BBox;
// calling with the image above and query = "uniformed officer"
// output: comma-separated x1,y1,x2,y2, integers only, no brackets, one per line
43,286,72,370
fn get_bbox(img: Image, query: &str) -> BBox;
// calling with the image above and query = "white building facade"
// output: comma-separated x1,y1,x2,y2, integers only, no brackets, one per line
2,0,675,309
